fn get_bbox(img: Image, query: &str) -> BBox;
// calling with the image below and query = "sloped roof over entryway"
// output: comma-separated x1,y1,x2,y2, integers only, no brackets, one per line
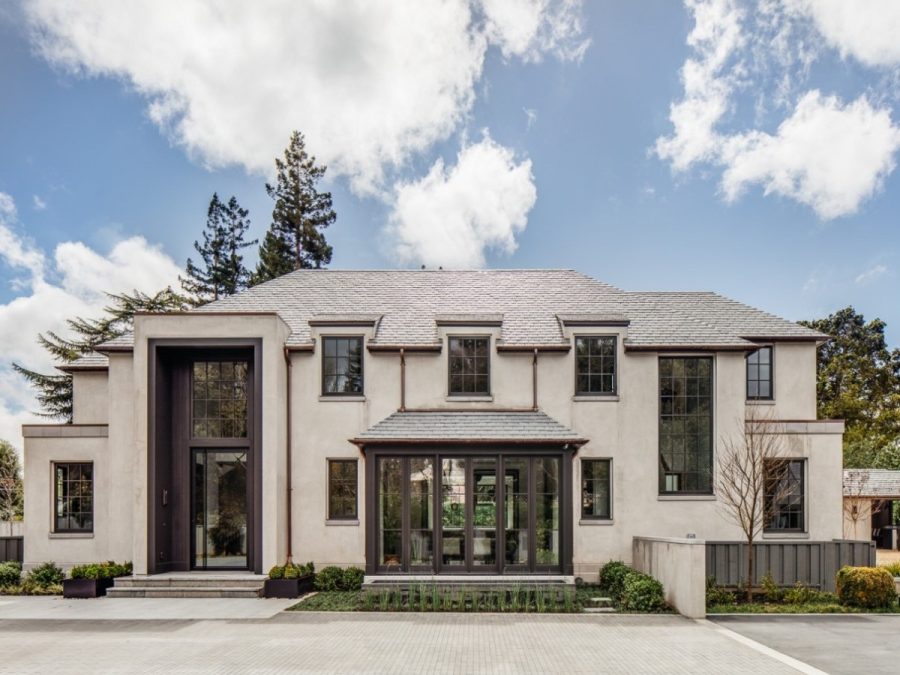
351,410,587,446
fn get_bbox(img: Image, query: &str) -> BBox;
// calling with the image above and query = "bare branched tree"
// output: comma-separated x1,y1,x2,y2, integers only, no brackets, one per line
843,469,884,540
717,408,792,601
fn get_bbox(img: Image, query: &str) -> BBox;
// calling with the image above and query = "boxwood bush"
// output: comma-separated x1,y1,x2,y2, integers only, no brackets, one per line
836,566,896,609
621,572,666,611
598,560,631,602
0,561,21,587
314,566,365,592
269,561,315,580
25,562,64,589
69,561,132,580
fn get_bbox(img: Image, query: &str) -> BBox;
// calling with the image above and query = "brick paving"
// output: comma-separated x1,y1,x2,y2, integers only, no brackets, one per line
0,612,804,674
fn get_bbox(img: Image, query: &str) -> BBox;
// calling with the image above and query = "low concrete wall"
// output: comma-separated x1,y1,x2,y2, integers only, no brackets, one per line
0,521,24,537
633,536,706,618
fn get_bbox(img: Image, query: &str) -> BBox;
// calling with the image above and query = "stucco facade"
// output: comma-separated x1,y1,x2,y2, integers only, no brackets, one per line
21,269,844,578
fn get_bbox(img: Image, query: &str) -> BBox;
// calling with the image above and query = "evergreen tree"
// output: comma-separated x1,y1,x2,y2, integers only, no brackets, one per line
181,193,256,304
13,288,190,421
0,439,24,527
251,131,335,285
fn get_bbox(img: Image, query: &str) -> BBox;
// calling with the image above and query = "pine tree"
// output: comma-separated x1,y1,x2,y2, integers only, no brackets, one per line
251,131,335,285
181,194,255,304
13,288,190,421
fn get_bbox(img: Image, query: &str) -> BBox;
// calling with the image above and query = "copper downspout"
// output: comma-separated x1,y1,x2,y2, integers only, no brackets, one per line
399,348,406,411
532,348,538,411
283,346,293,565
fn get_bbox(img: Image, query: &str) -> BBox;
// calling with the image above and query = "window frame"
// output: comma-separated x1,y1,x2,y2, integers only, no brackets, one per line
764,458,806,534
52,461,94,534
321,335,365,397
658,356,715,496
447,335,491,397
746,345,774,401
327,458,359,521
190,359,250,439
574,335,618,396
580,458,613,521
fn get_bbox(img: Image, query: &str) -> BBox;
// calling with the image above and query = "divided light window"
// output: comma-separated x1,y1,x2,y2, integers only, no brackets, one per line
765,459,805,532
581,459,611,520
192,361,249,438
575,336,617,395
322,336,364,395
659,357,713,495
448,336,490,395
746,346,773,400
54,462,93,533
328,459,358,520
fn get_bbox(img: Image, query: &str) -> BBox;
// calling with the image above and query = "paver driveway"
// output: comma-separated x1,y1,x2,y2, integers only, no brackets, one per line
0,611,813,674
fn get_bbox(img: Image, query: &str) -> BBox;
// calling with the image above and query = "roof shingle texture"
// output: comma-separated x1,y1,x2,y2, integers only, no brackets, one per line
354,411,585,442
843,469,900,498
188,269,825,349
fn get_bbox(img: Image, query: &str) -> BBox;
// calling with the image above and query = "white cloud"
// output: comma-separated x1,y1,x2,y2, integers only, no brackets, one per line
25,0,587,194
390,135,536,268
523,107,538,130
720,91,900,218
855,263,888,286
0,195,182,451
656,0,900,219
32,195,47,210
0,192,15,216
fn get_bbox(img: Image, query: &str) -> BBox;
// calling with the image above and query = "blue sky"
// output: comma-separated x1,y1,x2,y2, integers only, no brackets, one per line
1,1,899,443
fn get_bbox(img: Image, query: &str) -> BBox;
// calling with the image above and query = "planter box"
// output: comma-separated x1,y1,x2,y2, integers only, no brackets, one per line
264,575,315,599
63,577,115,599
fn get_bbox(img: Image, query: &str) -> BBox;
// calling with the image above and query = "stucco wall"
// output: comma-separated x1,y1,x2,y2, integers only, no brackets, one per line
72,371,109,424
632,536,707,618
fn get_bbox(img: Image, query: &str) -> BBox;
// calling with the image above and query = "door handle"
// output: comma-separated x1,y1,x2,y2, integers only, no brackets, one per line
162,489,168,507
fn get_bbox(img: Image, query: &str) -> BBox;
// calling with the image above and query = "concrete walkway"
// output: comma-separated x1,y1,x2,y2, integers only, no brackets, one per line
0,595,295,620
0,608,815,674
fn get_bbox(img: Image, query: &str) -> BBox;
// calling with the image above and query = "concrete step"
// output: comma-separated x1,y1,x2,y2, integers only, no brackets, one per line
106,586,262,599
114,575,266,589
589,596,614,607
583,607,616,613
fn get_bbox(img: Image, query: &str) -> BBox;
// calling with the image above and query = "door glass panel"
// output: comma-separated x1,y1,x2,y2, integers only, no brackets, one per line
409,458,434,567
378,458,403,569
193,451,248,569
441,458,466,567
472,458,497,567
535,457,560,567
504,458,529,567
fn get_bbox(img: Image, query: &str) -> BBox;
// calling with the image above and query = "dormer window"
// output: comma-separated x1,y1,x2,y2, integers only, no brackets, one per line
746,346,773,400
448,336,490,396
575,336,617,395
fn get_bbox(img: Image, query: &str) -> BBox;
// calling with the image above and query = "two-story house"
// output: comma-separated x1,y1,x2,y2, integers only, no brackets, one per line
21,269,844,581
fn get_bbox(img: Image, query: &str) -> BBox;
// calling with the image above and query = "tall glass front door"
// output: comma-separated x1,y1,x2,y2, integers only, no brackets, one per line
192,450,249,569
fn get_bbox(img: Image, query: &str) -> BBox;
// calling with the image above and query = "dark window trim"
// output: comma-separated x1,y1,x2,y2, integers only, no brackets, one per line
764,458,806,534
580,458,613,520
658,356,715,496
447,335,491,397
574,335,618,396
746,345,775,401
52,461,94,534
327,458,359,520
321,335,365,397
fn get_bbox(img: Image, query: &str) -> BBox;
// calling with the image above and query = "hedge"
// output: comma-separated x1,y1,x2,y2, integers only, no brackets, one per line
836,566,896,609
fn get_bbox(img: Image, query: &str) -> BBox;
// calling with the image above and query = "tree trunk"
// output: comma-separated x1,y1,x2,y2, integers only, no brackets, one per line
746,537,754,603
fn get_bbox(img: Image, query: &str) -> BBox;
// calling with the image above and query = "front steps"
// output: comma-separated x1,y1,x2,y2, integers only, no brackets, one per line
583,596,615,613
107,573,267,598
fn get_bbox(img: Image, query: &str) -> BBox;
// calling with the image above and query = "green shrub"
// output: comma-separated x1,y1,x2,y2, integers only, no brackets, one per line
705,577,735,606
0,561,21,587
620,572,666,612
599,560,630,601
299,561,315,576
836,566,896,609
342,567,364,591
760,572,784,603
69,561,132,580
268,565,285,579
880,561,900,577
315,566,346,591
783,582,819,605
283,564,301,580
269,562,313,580
25,562,64,589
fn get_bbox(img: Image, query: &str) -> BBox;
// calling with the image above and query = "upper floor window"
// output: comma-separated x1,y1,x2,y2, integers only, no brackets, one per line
322,336,364,396
575,336,617,395
54,462,93,533
581,459,612,520
192,361,248,438
747,346,773,400
764,459,805,532
448,336,490,395
659,357,713,495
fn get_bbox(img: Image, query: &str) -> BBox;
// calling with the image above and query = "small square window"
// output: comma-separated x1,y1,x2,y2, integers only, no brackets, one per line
448,337,490,395
328,459,358,520
322,337,364,396
581,459,611,519
575,337,617,395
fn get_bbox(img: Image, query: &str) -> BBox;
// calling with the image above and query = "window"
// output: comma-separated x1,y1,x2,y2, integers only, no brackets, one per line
575,336,617,395
448,336,490,395
54,462,93,533
747,346,773,400
322,336,364,395
581,459,611,519
328,459,358,520
659,357,713,494
765,459,805,532
192,360,249,438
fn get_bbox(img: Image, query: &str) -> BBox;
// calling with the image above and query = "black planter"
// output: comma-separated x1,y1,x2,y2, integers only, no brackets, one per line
63,577,115,599
264,574,315,599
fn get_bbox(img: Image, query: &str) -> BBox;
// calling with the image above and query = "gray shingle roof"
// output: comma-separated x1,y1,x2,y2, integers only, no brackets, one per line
57,352,110,372
353,411,586,444
187,269,825,349
843,469,900,498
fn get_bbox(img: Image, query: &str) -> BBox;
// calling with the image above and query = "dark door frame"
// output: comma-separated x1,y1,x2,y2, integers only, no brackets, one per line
364,445,574,576
147,338,263,574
